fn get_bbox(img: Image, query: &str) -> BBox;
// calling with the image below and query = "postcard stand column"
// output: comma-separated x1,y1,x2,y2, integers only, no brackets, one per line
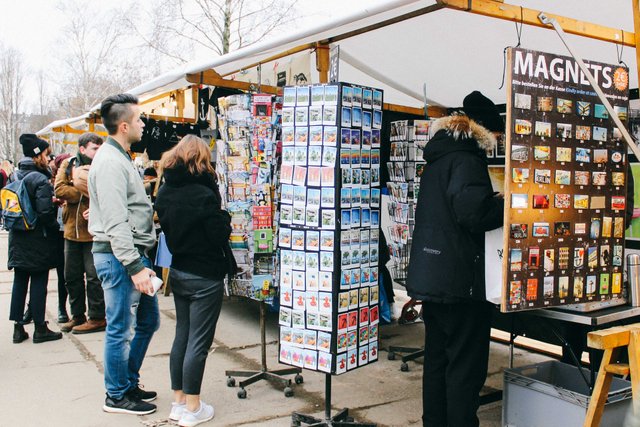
278,83,383,426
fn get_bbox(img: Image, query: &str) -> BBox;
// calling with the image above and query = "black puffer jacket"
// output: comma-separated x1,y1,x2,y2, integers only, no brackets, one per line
406,115,504,303
8,158,60,271
155,166,232,280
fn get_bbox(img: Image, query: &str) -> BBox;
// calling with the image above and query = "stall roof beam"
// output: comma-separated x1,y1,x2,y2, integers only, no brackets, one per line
437,0,636,47
186,70,280,94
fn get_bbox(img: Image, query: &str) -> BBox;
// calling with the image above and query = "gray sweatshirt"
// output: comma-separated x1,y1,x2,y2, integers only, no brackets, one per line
88,137,155,276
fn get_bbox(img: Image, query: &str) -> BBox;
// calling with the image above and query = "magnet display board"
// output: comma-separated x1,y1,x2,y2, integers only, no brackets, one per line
502,47,630,312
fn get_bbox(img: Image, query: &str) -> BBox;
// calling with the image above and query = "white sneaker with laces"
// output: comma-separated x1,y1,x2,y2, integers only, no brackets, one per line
179,401,214,427
170,402,186,421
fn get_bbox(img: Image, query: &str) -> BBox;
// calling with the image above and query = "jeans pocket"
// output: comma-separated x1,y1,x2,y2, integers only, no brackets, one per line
94,258,115,290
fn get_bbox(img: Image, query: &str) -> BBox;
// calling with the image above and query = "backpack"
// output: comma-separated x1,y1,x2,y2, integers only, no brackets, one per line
1,176,37,231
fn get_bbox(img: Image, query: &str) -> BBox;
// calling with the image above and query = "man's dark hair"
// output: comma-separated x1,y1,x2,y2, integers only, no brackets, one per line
78,132,104,148
143,167,157,178
100,94,139,135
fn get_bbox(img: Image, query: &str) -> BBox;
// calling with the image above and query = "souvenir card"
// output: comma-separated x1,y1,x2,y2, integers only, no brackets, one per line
615,105,628,121
368,285,379,304
510,248,522,271
574,195,589,210
306,291,319,312
590,196,606,210
293,185,306,206
309,129,323,149
555,170,571,186
338,292,350,313
304,330,317,350
280,326,293,345
373,110,382,129
371,167,380,186
350,149,361,167
321,187,335,208
280,346,293,365
320,250,334,271
544,249,555,272
594,104,609,119
323,126,338,146
279,307,292,326
576,125,591,141
317,331,332,353
361,188,371,206
529,247,540,268
320,271,333,291
361,168,371,185
370,266,379,284
295,107,309,126
536,96,553,112
351,266,361,286
532,195,549,209
512,168,529,183
315,291,331,313
556,98,573,114
555,123,572,140
612,172,625,186
370,229,379,244
510,223,528,239
511,145,529,162
337,333,348,353
307,167,321,187
360,131,372,148
358,287,369,307
292,250,306,271
307,311,319,329
372,89,383,109
345,311,357,332
573,277,584,298
303,350,318,370
532,222,550,237
347,348,358,370
612,272,622,293
296,86,310,106
347,289,359,310
574,171,589,186
363,111,372,131
295,127,308,146
351,188,361,206
359,326,370,345
514,93,531,109
352,86,363,107
554,222,571,237
340,188,351,207
587,246,598,269
543,277,554,299
291,347,304,367
352,107,363,128
292,166,307,187
342,85,353,107
602,216,612,238
509,281,522,305
534,169,551,184
351,129,361,148
558,247,570,270
340,269,351,290
341,209,351,229
369,341,379,362
352,169,362,185
282,107,296,126
283,87,297,106
341,107,352,127
276,162,295,187
320,85,337,104
292,292,307,315
358,345,370,367
535,121,551,138
575,223,587,235
309,107,323,127
592,171,607,186
281,249,293,269
614,217,624,238
294,146,307,165
593,149,608,164
577,101,591,116
283,146,296,165
586,275,597,296
533,146,550,161
515,119,532,135
280,268,293,290
323,105,337,125
341,248,351,268
593,126,607,142
311,85,325,105
307,188,321,207
340,149,351,167
599,274,610,294
361,208,371,227
318,312,332,331
321,210,336,230
558,276,569,299
600,245,611,267
279,283,291,308
372,129,381,147
306,230,320,251
556,147,572,162
322,147,337,167
612,196,626,211
361,229,370,244
613,245,623,266
306,269,319,290
369,305,379,324
371,188,381,207
283,228,296,250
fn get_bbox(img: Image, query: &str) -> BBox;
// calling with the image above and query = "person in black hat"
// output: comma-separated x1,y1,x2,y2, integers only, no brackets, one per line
8,134,63,344
406,91,504,427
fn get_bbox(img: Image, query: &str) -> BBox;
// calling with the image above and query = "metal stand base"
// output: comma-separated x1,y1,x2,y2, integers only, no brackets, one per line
226,301,302,398
387,346,424,372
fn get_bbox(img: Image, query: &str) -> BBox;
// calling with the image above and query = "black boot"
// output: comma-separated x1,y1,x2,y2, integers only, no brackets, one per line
33,322,63,344
13,323,29,343
22,305,33,324
57,307,69,324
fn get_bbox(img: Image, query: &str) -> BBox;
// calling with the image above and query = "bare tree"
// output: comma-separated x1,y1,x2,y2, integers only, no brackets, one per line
134,0,300,64
0,44,26,163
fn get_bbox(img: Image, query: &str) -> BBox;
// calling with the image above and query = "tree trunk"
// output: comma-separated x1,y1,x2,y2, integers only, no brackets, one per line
222,0,232,55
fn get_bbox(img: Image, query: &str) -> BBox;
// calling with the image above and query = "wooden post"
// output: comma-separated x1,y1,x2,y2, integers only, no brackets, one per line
316,43,330,83
175,90,185,118
632,0,640,94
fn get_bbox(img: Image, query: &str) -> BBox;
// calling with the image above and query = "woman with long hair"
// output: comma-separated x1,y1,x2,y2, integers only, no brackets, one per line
155,135,232,427
9,134,63,343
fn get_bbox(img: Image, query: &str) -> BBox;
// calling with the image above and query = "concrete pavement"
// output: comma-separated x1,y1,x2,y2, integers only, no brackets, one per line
0,231,552,426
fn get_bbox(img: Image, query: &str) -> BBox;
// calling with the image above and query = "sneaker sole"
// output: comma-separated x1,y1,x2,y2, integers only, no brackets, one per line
179,412,214,427
102,405,156,415
71,326,106,335
141,396,157,402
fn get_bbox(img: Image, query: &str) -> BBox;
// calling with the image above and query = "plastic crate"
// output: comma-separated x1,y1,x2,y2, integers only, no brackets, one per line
503,360,632,427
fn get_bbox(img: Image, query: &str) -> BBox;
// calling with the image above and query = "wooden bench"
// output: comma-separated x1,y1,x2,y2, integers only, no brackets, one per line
584,323,640,426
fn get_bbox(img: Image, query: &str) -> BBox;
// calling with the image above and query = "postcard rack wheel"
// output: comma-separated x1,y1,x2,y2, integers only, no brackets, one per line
226,376,236,387
400,362,409,372
284,386,294,397
387,351,396,360
237,388,247,399
294,374,304,384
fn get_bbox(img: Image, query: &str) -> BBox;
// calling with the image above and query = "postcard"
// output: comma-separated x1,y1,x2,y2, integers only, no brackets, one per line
590,218,601,239
293,185,306,205
352,107,363,128
295,127,308,146
320,271,333,291
510,248,522,271
586,275,597,295
295,107,308,126
509,281,522,305
296,86,310,106
341,107,352,127
612,272,622,294
282,126,295,145
323,105,337,125
283,87,296,106
543,277,554,298
309,126,323,145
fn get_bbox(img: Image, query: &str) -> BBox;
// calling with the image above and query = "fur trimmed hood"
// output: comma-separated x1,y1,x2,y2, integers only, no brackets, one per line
430,114,497,152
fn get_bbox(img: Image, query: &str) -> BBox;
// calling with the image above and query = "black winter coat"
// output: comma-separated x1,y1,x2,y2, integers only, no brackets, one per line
155,166,233,280
406,115,504,303
8,158,61,272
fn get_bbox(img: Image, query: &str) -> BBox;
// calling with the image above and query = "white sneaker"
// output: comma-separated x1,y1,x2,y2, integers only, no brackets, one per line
179,401,214,427
169,402,186,421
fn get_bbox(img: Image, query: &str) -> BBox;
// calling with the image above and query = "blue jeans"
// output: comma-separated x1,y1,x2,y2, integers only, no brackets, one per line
94,252,160,400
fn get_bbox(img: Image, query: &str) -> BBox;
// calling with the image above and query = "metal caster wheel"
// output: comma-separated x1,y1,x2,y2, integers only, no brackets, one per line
237,388,247,399
294,374,304,384
227,376,236,387
388,351,396,360
400,362,409,372
284,386,294,397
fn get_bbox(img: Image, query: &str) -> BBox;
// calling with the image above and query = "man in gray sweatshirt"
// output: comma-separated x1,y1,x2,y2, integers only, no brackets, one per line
88,94,159,415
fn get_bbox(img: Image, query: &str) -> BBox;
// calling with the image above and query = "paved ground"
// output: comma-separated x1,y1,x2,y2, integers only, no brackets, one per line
0,231,553,427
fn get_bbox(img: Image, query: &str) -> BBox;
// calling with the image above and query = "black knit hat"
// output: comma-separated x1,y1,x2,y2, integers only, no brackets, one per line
19,134,50,158
462,91,504,133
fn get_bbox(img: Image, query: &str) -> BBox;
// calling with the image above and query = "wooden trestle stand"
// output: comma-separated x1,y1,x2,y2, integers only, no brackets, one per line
225,300,303,398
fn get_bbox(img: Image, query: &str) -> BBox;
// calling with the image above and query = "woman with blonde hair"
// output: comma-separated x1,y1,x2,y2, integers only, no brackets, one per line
155,135,232,427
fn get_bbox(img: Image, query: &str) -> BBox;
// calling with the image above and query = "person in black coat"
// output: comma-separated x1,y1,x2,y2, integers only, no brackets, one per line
154,135,232,425
9,134,63,344
406,91,504,427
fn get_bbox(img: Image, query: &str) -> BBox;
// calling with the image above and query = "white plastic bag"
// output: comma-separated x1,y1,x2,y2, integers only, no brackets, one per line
485,227,504,305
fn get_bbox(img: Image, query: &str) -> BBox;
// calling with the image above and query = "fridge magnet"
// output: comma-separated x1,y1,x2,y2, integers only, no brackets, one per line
593,149,608,163
615,105,628,121
556,123,572,139
590,218,601,239
559,277,569,299
577,101,591,116
613,245,623,266
574,171,589,186
558,247,570,269
532,194,550,209
512,168,529,183
587,246,598,268
514,93,531,109
574,277,584,298
586,275,597,296
510,223,528,239
323,105,337,125
543,276,554,298
574,223,587,235
534,146,551,160
555,170,571,185
283,87,297,106
612,196,625,211
532,222,550,237
575,125,591,141
612,172,624,186
554,222,571,237
510,249,522,272
535,121,552,138
592,172,607,186
324,126,338,146
613,128,623,141
614,218,624,238
602,216,613,238
611,150,624,164
574,195,589,209
600,245,610,267
511,194,528,209
556,98,573,114
537,96,553,112
529,247,540,269
555,147,571,163
593,126,607,142
534,169,551,184
295,107,309,126
296,86,310,105
612,272,622,293
509,281,522,305
575,147,591,163
515,119,532,135
594,104,609,119
511,145,529,161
